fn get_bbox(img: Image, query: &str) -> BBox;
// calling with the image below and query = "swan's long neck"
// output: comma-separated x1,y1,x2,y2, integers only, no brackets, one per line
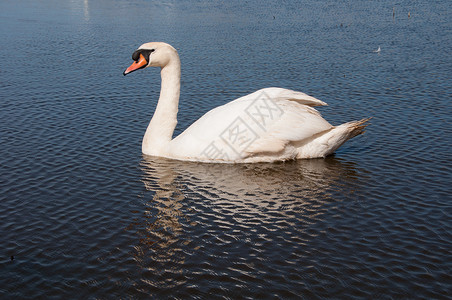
142,57,181,155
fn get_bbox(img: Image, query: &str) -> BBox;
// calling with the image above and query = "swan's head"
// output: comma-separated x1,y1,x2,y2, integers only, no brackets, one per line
123,42,178,76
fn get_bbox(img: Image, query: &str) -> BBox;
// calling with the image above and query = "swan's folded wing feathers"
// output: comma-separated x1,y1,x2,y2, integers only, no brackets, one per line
243,100,333,156
267,100,332,141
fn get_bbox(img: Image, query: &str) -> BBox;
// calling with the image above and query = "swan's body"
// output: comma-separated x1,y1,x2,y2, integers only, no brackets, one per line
124,42,369,163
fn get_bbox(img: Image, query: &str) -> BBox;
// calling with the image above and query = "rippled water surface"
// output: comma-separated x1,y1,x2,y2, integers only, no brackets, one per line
1,0,451,298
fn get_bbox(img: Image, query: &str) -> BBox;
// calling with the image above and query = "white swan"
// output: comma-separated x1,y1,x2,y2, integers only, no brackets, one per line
124,42,370,163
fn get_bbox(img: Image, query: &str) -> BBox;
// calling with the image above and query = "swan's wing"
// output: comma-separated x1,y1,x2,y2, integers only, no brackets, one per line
170,88,331,161
244,99,332,155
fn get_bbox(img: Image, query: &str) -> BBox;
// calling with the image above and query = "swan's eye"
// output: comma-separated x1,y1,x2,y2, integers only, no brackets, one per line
143,49,155,58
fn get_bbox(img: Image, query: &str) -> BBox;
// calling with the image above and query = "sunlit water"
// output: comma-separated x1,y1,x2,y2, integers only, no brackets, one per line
1,0,451,298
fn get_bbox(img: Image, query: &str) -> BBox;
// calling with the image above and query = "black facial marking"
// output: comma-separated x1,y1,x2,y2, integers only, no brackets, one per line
132,49,155,62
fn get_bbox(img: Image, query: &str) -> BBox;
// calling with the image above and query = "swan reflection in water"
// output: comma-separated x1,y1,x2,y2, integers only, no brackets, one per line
139,155,361,210
129,156,362,290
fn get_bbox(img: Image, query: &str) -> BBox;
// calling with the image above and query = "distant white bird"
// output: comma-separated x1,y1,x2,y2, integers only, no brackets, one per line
374,46,381,53
123,42,370,163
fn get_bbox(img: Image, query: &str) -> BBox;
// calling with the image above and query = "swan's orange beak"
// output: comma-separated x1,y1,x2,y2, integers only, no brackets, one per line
123,53,148,76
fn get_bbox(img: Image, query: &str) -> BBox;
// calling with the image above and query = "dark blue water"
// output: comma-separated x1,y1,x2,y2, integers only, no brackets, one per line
1,0,451,298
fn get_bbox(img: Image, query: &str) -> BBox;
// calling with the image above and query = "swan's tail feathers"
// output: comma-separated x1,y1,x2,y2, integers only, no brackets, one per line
346,117,372,139
296,117,371,158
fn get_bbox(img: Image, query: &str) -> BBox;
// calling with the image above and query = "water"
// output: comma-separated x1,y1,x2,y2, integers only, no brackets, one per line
1,0,451,298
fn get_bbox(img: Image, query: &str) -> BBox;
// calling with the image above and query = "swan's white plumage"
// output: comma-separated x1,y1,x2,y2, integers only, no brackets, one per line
125,42,369,163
